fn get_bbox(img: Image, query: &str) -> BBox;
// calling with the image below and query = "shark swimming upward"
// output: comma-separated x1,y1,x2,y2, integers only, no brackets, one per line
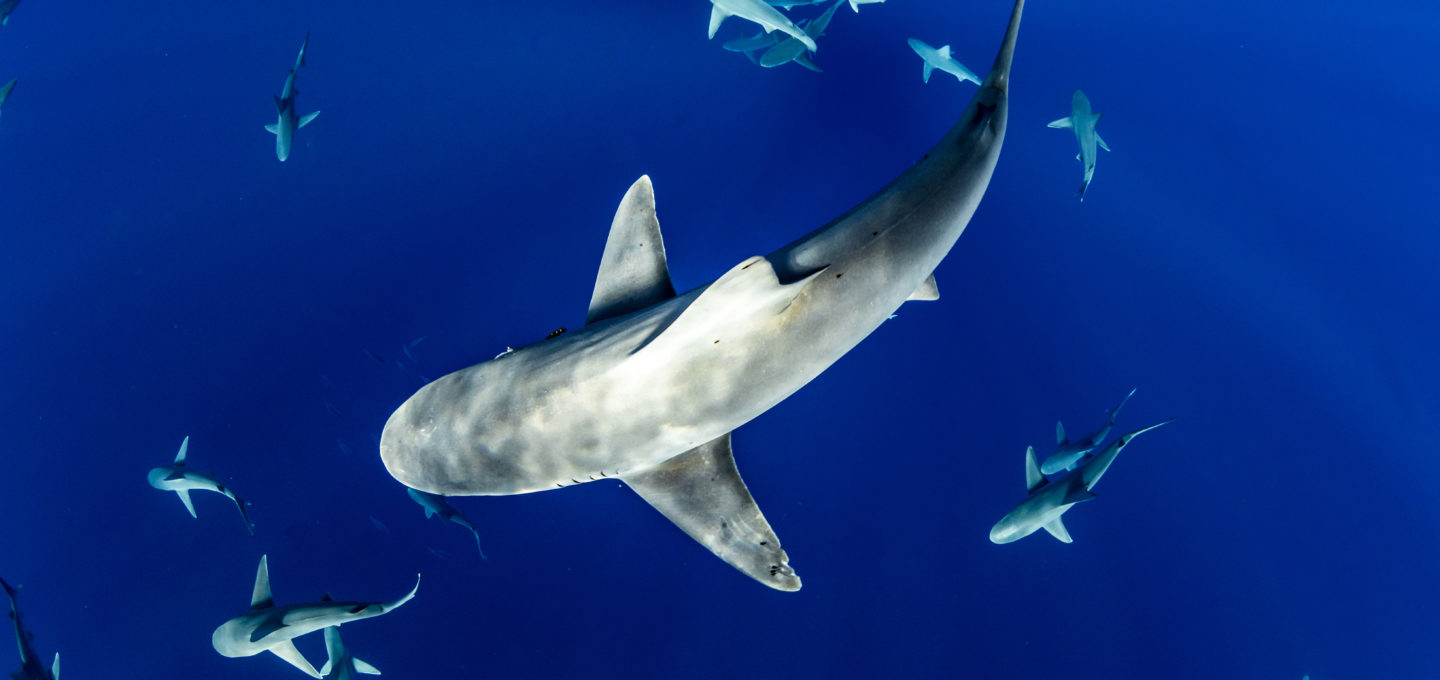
380,0,1026,591
265,32,319,162
1,578,59,680
147,436,255,534
1039,388,1136,475
1047,89,1109,200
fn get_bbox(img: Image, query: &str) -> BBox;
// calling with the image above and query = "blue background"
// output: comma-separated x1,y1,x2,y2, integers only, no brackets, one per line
2,0,1436,678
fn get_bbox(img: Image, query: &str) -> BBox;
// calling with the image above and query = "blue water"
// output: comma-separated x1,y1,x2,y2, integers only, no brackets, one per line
2,0,1436,678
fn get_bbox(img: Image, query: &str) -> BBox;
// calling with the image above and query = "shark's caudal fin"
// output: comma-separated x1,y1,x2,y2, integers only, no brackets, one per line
1024,446,1046,492
623,433,800,591
232,495,255,535
1108,387,1137,423
1042,517,1072,543
586,176,676,325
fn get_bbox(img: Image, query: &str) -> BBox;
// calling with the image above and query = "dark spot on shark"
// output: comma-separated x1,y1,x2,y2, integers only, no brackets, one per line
835,273,843,279
759,541,767,546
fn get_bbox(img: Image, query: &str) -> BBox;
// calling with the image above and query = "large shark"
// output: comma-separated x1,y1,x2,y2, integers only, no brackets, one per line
908,38,981,85
211,555,419,679
759,0,843,70
989,419,1173,544
319,627,381,680
0,0,19,26
708,0,817,53
147,436,256,534
1047,89,1110,200
1039,388,1136,475
0,79,15,120
0,578,59,680
407,488,488,559
264,32,320,162
380,0,1025,592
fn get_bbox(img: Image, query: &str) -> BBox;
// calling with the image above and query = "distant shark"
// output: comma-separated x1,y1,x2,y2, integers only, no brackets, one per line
0,0,19,26
846,0,884,12
0,79,15,120
319,627,381,680
1047,89,1109,200
265,32,320,162
760,0,843,70
211,555,419,678
147,436,256,534
1039,388,1136,475
908,38,981,85
990,419,1173,544
407,488,488,559
0,578,59,680
708,0,817,53
380,0,1026,591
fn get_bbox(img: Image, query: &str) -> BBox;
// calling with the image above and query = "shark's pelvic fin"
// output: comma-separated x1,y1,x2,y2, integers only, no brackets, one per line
905,273,939,302
269,638,322,679
1024,446,1046,492
1042,517,1073,543
623,433,800,591
298,111,320,129
175,436,190,464
250,555,274,610
586,176,677,325
1046,117,1073,129
176,489,198,518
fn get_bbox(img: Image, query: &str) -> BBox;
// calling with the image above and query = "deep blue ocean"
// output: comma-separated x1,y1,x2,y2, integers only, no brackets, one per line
2,0,1436,678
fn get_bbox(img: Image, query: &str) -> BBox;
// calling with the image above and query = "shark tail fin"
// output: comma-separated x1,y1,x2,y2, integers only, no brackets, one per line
473,529,488,560
1108,388,1136,423
298,110,320,129
233,495,256,535
1046,117,1073,129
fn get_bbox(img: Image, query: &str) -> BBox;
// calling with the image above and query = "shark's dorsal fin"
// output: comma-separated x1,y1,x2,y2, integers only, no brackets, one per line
587,176,676,325
905,274,939,301
250,555,274,610
174,436,190,464
623,433,801,591
1055,421,1066,444
1042,517,1073,543
1024,446,1045,492
937,45,951,59
268,639,322,679
175,490,198,518
320,593,333,602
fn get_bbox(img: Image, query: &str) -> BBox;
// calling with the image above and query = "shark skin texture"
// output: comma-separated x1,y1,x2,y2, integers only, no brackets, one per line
380,0,1027,591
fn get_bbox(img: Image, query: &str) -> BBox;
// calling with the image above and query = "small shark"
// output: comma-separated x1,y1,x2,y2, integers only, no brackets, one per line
846,0,884,12
1039,388,1136,475
319,627,381,680
211,555,419,679
0,79,15,120
147,436,256,535
760,0,843,70
264,32,320,162
0,0,19,26
907,38,981,85
407,488,487,559
989,419,1173,544
722,29,781,56
0,578,59,680
381,0,1026,591
708,0,817,53
1047,89,1110,200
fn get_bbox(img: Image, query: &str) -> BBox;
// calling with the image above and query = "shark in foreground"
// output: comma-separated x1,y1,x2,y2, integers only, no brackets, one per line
211,555,419,678
147,436,256,534
1,578,59,680
708,0,817,53
265,32,320,162
0,79,15,120
1039,388,1136,475
380,0,1026,592
320,627,381,680
0,0,18,26
1047,89,1110,200
760,0,843,70
407,488,488,559
908,38,981,85
990,419,1173,544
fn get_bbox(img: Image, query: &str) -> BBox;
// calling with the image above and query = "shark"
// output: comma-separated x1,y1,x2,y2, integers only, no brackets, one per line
1,578,59,680
846,0,884,12
0,0,18,26
0,79,14,120
1039,388,1136,475
989,419,1173,544
722,29,781,65
319,627,381,680
265,32,320,162
708,0,817,53
147,436,256,534
211,555,419,679
908,38,981,85
759,0,843,70
407,488,488,559
1047,89,1110,200
379,0,1025,592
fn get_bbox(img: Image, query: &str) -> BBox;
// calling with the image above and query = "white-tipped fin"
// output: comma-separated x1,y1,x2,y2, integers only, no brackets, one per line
250,555,274,610
298,111,320,129
269,639,322,679
587,176,677,325
174,436,190,464
1042,517,1073,543
1024,446,1045,492
1046,117,1073,129
708,5,731,39
175,490,197,518
904,274,939,302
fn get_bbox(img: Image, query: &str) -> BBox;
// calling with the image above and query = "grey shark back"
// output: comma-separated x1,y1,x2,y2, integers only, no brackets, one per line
1047,89,1109,201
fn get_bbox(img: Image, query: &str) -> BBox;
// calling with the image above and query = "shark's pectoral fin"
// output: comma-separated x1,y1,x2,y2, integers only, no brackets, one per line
175,490,198,518
795,52,822,72
922,61,934,83
1042,517,1073,543
264,123,280,135
354,658,382,675
708,5,731,39
298,111,320,128
1046,117,1073,129
623,433,801,592
586,176,677,325
1096,133,1111,152
1024,446,1046,492
268,639,322,679
904,273,939,302
319,659,331,677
